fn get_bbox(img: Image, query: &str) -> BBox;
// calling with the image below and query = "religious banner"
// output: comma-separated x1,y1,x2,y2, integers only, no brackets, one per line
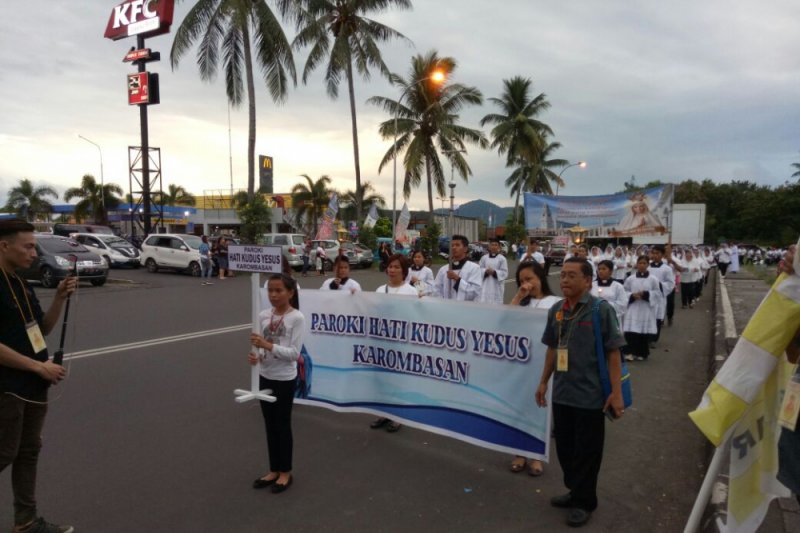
314,192,338,241
523,185,674,238
274,289,552,459
363,203,379,229
394,202,411,243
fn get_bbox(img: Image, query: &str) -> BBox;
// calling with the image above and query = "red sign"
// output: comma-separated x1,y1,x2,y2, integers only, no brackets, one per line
128,72,150,105
104,0,175,41
123,48,151,62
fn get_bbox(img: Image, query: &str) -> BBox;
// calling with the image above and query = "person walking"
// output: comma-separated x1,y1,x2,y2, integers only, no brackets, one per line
535,258,626,528
315,242,327,276
508,260,561,477
479,238,508,304
300,239,311,277
216,236,230,280
406,250,434,296
0,219,78,533
320,256,361,293
623,256,660,362
648,244,675,336
433,235,482,301
249,274,304,494
591,260,628,328
199,235,213,285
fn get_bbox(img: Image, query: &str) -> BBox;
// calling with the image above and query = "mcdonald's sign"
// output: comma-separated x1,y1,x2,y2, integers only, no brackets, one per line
259,155,273,193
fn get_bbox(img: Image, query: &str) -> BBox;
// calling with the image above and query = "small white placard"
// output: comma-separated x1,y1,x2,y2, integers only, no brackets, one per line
227,245,282,274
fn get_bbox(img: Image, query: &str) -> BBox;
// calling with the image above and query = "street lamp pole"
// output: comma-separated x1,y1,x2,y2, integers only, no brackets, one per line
78,135,106,218
556,160,586,196
442,149,466,238
391,70,445,242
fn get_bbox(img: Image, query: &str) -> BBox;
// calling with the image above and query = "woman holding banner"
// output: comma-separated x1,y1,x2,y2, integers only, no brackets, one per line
507,261,561,476
249,274,304,493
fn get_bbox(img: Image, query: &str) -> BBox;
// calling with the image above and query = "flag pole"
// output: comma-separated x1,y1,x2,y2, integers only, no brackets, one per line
683,441,726,533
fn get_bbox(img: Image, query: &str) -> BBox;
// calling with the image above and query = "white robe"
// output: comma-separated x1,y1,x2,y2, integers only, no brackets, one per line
623,274,660,334
648,262,674,320
479,253,509,304
612,256,628,280
730,246,740,273
591,280,628,327
406,266,435,296
433,260,482,301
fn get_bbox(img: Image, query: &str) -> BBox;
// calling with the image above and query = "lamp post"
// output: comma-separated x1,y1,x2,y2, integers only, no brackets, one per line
442,149,466,238
78,135,106,219
555,160,586,196
391,70,446,242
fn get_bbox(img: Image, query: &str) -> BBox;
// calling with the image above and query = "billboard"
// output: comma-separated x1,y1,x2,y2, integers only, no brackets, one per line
259,155,273,193
104,0,175,41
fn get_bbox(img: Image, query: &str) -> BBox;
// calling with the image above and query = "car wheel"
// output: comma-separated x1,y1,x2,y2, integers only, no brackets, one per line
145,258,158,273
40,266,57,289
91,277,107,287
189,261,201,277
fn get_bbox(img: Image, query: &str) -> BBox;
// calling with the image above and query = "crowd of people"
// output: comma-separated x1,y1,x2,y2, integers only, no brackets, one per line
2,215,797,531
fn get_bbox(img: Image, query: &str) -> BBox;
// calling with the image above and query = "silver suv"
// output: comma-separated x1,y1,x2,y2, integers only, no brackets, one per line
262,233,306,269
139,233,204,276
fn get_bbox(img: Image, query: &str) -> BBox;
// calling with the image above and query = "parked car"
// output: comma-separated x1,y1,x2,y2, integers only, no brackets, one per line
545,244,567,266
19,235,108,288
339,241,373,268
139,233,204,276
310,240,348,270
52,223,114,237
70,233,141,268
262,233,306,270
353,243,375,269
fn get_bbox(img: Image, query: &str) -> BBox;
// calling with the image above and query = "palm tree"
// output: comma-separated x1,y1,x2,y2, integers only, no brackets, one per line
293,0,411,223
504,141,569,206
170,0,297,201
481,76,554,224
340,181,386,222
792,153,800,179
64,174,123,224
4,178,58,222
369,50,487,219
154,184,196,206
290,174,332,236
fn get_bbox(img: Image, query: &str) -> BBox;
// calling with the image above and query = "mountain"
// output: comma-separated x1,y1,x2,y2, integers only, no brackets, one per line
434,199,513,226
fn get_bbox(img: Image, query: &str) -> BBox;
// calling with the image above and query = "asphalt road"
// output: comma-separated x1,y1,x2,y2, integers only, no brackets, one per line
1,262,712,532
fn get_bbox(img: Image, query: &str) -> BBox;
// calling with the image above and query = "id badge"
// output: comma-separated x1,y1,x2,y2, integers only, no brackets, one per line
25,321,47,354
778,372,800,431
556,348,569,372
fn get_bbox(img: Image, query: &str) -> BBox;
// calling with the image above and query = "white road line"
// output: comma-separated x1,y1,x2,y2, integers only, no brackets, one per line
718,275,738,338
64,323,251,361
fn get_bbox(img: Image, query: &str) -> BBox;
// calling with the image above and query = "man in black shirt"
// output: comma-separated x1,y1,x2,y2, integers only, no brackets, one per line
0,220,77,533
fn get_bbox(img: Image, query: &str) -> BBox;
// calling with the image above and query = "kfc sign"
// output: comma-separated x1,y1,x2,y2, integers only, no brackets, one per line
104,0,175,41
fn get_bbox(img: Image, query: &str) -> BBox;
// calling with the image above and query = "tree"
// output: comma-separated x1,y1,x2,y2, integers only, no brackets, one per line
792,153,800,180
4,178,58,222
339,181,386,222
293,0,411,222
370,50,488,219
64,174,122,224
481,76,554,223
236,193,272,243
170,0,297,201
154,184,196,206
290,174,332,237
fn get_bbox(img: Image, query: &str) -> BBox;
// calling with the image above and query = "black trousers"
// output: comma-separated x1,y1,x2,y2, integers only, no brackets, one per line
666,289,675,320
694,279,703,298
718,262,730,276
680,282,695,306
553,403,605,512
259,376,296,473
625,332,650,359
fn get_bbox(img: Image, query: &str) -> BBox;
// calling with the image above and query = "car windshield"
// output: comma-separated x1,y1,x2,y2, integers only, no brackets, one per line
182,235,203,250
97,235,130,248
38,238,87,254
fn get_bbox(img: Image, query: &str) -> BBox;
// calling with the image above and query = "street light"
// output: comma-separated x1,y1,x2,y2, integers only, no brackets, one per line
555,161,586,196
78,135,106,216
442,149,466,238
391,69,446,242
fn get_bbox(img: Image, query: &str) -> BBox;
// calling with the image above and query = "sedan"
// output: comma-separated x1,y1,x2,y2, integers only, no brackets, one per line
20,235,108,288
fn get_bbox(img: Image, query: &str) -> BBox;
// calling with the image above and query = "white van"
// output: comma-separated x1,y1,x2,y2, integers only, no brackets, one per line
139,233,203,276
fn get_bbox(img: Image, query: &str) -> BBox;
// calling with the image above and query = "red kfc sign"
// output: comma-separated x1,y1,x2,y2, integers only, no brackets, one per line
104,0,175,41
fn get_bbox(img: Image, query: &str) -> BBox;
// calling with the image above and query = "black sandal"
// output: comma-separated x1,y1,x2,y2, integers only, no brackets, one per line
386,421,402,433
370,417,390,429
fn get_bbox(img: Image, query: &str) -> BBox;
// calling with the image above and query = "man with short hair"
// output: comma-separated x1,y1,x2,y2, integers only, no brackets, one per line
0,219,77,533
536,258,625,528
522,239,546,266
648,244,676,336
320,255,361,293
433,235,482,301
478,238,508,304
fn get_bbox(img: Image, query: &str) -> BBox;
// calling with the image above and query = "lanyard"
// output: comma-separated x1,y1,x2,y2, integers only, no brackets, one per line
557,301,584,348
1,268,35,324
268,310,287,337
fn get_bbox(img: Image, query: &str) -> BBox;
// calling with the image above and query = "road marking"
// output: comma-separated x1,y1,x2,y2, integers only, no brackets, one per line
718,275,737,338
64,323,251,361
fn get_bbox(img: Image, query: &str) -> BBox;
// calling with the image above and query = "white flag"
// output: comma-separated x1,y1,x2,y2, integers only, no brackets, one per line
363,203,378,229
394,203,410,243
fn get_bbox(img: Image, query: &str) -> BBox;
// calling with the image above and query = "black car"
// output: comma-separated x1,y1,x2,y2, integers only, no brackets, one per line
19,235,109,288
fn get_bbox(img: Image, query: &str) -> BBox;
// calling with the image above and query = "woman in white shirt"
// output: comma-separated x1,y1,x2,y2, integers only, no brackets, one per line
249,274,305,493
611,247,628,282
320,256,362,293
405,250,434,296
508,261,561,477
371,254,418,434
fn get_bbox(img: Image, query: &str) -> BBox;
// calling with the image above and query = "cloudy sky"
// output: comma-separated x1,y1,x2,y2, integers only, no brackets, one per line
1,1,799,212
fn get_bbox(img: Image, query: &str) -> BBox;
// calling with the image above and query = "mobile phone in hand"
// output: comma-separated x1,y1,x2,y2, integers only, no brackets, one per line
604,408,616,422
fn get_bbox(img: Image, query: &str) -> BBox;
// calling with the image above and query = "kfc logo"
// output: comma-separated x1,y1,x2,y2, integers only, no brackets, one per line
104,0,174,41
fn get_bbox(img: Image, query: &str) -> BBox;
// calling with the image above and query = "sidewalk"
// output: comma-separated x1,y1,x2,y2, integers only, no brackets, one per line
706,268,800,532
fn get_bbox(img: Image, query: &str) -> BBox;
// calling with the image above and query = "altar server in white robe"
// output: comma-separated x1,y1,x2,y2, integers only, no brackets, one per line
433,235,482,301
405,250,435,296
592,260,628,327
479,238,509,304
730,244,740,273
624,255,661,361
648,244,674,337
